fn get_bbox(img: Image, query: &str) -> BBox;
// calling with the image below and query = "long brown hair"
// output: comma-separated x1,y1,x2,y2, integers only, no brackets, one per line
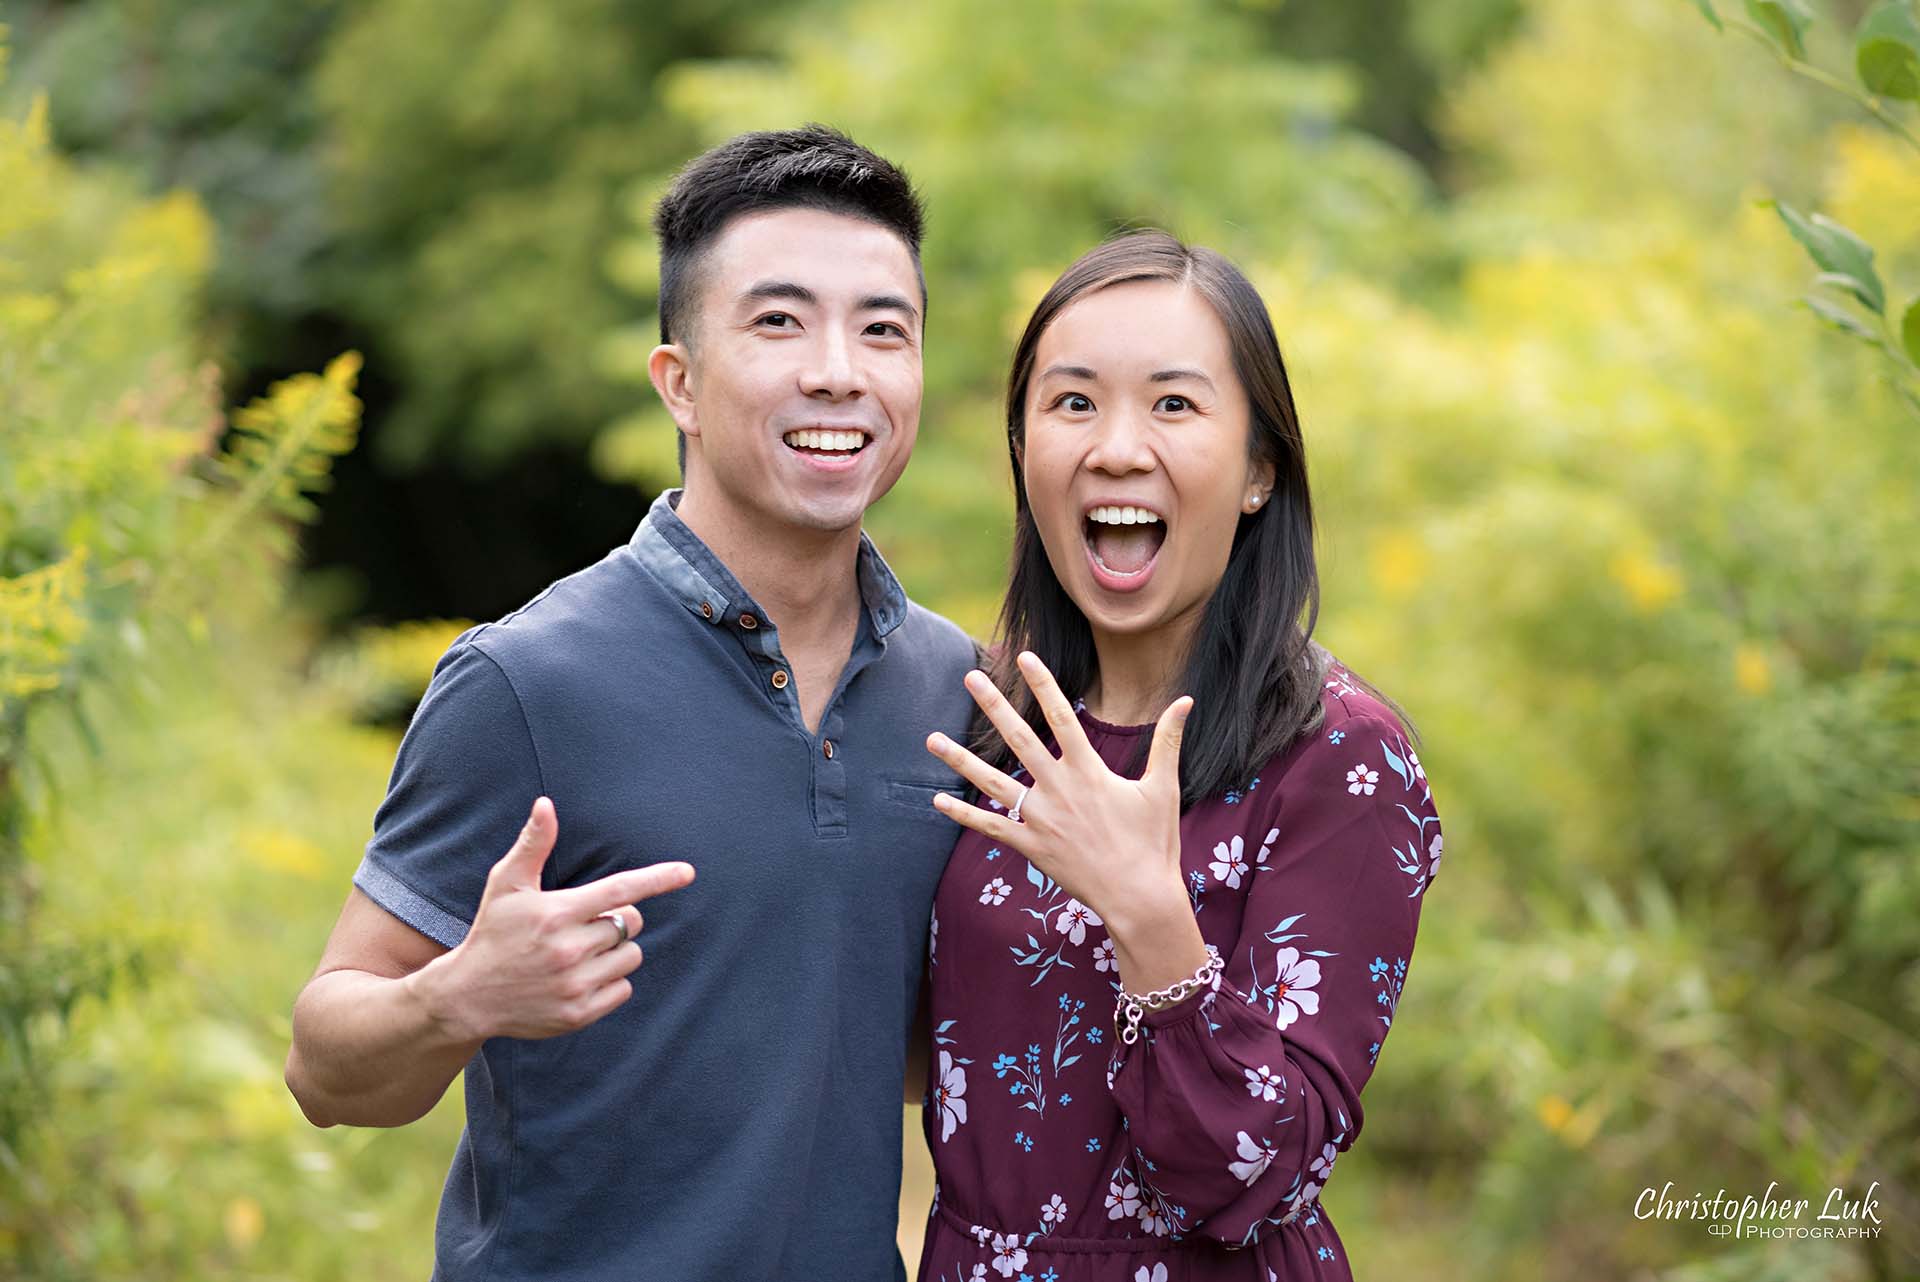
976,229,1406,808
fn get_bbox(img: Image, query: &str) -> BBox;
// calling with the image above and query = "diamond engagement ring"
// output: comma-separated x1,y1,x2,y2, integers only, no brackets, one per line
597,909,630,951
1007,783,1030,824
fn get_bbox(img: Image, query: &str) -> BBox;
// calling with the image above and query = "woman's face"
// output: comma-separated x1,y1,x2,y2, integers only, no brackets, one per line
1021,279,1274,644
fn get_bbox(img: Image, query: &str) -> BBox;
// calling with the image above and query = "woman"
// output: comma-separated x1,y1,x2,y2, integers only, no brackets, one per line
917,230,1442,1281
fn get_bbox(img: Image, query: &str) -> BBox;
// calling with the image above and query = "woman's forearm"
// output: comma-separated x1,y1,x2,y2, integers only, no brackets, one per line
1106,882,1211,995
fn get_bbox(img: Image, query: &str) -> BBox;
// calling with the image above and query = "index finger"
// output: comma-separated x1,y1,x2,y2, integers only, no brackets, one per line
963,668,1058,783
1014,650,1098,766
553,862,697,917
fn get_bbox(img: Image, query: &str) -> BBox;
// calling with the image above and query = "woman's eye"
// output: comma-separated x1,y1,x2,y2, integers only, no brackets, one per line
1055,393,1094,414
1156,395,1190,414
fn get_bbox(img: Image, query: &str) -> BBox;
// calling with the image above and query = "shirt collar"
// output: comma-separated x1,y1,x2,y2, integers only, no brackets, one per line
628,488,909,640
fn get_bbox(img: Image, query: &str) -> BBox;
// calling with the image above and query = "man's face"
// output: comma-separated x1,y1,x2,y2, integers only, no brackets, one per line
671,207,924,535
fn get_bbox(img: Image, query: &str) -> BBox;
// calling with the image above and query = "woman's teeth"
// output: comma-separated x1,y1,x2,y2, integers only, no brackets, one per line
783,429,867,453
1085,505,1167,576
1087,505,1162,526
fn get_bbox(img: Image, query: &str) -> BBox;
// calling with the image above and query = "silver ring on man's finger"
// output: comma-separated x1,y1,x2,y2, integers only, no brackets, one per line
1008,783,1030,824
597,909,630,951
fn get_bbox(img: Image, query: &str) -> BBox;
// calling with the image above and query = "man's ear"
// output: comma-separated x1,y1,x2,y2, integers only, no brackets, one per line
648,342,699,439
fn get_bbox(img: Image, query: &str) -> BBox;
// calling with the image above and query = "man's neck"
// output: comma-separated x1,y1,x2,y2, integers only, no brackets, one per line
672,485,865,653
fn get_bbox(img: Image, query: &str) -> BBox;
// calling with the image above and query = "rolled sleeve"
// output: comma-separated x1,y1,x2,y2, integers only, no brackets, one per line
353,638,547,949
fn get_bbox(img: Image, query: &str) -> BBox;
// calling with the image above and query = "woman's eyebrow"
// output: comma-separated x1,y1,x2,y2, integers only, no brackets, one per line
1038,363,1099,382
1149,367,1216,390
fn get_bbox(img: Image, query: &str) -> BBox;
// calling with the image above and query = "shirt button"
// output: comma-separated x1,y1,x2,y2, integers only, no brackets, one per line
739,613,759,630
771,669,789,690
823,739,834,759
699,601,713,620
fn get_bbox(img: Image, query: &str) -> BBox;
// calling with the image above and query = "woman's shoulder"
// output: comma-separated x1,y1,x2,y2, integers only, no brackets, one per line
1317,656,1415,739
1234,651,1421,798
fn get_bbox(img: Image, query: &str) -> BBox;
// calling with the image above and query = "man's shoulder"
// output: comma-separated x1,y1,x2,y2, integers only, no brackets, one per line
891,598,983,673
456,546,659,683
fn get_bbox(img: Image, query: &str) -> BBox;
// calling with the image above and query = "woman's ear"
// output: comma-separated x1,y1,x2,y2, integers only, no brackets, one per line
1243,455,1277,514
648,343,699,439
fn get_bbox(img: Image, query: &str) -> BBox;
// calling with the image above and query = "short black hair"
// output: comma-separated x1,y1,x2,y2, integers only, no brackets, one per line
652,124,929,347
651,124,926,348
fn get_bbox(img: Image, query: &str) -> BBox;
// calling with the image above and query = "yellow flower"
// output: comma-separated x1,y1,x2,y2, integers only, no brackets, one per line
223,1196,264,1252
1733,643,1772,695
1369,531,1430,599
1608,549,1682,613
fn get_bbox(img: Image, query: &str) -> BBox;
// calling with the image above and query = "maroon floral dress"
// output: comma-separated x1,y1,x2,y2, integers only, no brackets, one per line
918,660,1442,1282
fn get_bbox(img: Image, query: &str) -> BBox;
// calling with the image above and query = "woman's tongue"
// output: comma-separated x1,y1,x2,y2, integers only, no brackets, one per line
1090,522,1165,575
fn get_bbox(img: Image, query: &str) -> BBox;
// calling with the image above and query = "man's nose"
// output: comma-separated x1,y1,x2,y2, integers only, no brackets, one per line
801,329,866,400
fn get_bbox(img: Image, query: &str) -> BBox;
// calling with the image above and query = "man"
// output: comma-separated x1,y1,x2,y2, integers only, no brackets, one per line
284,126,977,1281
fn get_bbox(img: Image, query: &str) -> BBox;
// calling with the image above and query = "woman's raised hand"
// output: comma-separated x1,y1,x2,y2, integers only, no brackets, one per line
924,651,1193,932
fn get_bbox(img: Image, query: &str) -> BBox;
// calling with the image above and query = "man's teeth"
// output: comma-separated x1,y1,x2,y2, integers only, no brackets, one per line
783,429,866,452
1087,505,1163,526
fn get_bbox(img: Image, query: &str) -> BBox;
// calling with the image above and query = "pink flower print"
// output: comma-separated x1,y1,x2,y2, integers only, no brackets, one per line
1054,898,1102,945
1270,947,1322,1029
979,877,1010,906
989,1233,1027,1277
1346,764,1378,796
1310,1141,1340,1181
1134,1265,1169,1282
934,1050,968,1142
1209,835,1249,888
1138,1200,1171,1236
1229,1130,1275,1185
1041,1193,1068,1227
1428,832,1443,877
1105,1178,1141,1220
1092,937,1116,972
1243,1064,1284,1101
1254,827,1279,869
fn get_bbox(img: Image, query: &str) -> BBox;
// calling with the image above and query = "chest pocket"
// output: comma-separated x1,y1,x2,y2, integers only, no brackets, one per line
881,774,964,827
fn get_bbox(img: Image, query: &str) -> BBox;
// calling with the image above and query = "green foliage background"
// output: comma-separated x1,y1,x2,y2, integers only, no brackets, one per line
1,0,1915,1278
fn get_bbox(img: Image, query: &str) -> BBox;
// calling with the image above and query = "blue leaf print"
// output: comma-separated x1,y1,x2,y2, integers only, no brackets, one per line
1380,737,1412,790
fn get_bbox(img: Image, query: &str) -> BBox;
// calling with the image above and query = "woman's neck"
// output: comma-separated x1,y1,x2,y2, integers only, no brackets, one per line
1081,611,1201,727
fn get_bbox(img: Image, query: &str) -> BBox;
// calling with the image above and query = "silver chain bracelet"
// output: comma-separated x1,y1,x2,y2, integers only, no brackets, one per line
1115,945,1223,1045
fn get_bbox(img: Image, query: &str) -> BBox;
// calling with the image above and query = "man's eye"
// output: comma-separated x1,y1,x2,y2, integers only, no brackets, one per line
1156,395,1190,414
758,312,795,328
866,321,906,338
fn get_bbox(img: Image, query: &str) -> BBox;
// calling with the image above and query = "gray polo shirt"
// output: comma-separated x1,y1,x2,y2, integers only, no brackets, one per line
353,488,978,1281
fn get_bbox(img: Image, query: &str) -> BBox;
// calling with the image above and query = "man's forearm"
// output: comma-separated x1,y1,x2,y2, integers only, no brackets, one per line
285,959,484,1128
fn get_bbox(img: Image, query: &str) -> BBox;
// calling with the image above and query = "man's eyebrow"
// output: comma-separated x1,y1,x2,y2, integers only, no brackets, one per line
1037,363,1099,382
738,280,818,307
860,293,920,323
1149,367,1216,390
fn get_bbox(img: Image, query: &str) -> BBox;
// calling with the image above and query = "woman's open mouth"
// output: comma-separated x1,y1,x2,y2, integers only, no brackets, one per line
781,427,870,472
1083,504,1165,593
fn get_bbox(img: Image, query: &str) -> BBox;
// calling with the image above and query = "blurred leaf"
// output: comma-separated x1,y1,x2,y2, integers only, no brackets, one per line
1903,296,1920,365
1764,200,1886,313
1855,0,1920,101
1744,0,1813,58
1800,293,1879,339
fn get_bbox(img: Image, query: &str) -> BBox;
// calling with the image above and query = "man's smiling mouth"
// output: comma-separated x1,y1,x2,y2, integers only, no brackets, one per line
781,428,869,459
